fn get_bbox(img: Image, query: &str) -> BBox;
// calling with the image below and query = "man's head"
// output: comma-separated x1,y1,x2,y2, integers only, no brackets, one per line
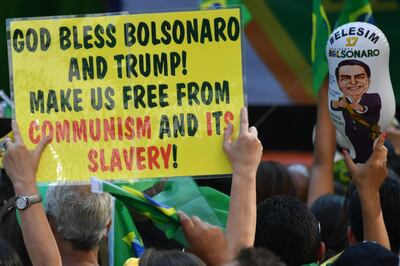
231,247,286,266
310,194,347,259
45,185,112,251
348,176,400,254
254,195,324,266
287,163,310,202
139,248,205,266
256,161,295,204
335,59,371,100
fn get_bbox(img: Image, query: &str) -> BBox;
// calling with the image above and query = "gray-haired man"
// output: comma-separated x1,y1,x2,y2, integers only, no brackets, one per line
46,185,112,266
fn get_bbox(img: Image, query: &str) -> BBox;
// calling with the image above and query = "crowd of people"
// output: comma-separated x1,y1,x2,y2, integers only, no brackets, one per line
1,85,400,266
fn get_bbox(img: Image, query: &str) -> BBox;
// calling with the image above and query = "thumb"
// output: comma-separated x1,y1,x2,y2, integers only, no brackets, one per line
375,132,386,148
369,134,387,162
343,149,357,175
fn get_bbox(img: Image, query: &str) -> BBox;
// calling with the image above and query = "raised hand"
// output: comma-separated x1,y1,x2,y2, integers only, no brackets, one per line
343,134,387,196
343,134,390,250
223,107,262,178
2,120,50,194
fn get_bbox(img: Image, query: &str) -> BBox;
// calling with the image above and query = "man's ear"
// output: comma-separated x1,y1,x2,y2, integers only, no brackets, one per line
316,241,326,263
347,226,357,245
104,218,112,238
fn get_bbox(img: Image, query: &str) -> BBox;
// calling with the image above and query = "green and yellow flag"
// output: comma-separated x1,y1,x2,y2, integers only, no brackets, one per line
312,0,374,94
109,198,144,266
199,0,252,26
335,0,374,28
92,177,229,248
311,0,331,94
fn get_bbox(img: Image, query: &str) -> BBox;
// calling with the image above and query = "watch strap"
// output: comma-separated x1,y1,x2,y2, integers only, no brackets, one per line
16,194,42,210
26,194,42,205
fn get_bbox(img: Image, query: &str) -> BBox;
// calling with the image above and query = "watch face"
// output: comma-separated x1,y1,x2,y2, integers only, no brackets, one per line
16,197,27,209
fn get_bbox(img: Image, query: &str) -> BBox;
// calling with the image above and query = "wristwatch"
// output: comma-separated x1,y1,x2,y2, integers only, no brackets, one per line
15,194,42,210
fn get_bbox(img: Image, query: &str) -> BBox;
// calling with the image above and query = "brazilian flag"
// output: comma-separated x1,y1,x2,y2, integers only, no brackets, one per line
311,0,374,94
335,0,374,28
311,0,331,94
109,198,145,266
199,0,252,26
91,176,230,265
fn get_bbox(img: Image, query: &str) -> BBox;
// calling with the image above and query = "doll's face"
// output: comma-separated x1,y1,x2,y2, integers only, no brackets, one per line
338,65,370,100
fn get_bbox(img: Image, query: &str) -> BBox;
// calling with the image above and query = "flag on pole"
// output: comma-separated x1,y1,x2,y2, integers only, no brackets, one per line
199,0,252,26
311,0,331,94
92,177,181,241
311,0,374,94
92,177,229,248
335,0,374,28
108,198,145,266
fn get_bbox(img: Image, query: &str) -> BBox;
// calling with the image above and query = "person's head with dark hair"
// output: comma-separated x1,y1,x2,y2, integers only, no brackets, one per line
254,195,325,266
139,248,205,266
256,161,295,204
311,194,348,259
348,176,400,254
287,163,310,202
385,139,400,178
0,239,23,266
231,247,286,266
335,59,371,100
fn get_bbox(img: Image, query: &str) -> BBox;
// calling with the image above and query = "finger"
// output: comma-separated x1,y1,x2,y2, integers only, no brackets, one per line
223,123,233,148
239,107,249,136
376,133,386,147
4,137,13,150
249,126,258,137
370,134,387,161
178,211,194,234
33,135,51,158
343,149,357,176
191,215,206,229
11,120,24,145
178,211,197,247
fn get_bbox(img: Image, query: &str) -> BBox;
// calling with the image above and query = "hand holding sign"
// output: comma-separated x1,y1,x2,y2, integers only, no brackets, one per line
3,120,50,193
8,9,245,182
343,134,388,194
223,107,262,179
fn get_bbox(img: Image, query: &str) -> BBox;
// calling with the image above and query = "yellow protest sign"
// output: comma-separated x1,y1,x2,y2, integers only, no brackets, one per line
8,9,244,182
